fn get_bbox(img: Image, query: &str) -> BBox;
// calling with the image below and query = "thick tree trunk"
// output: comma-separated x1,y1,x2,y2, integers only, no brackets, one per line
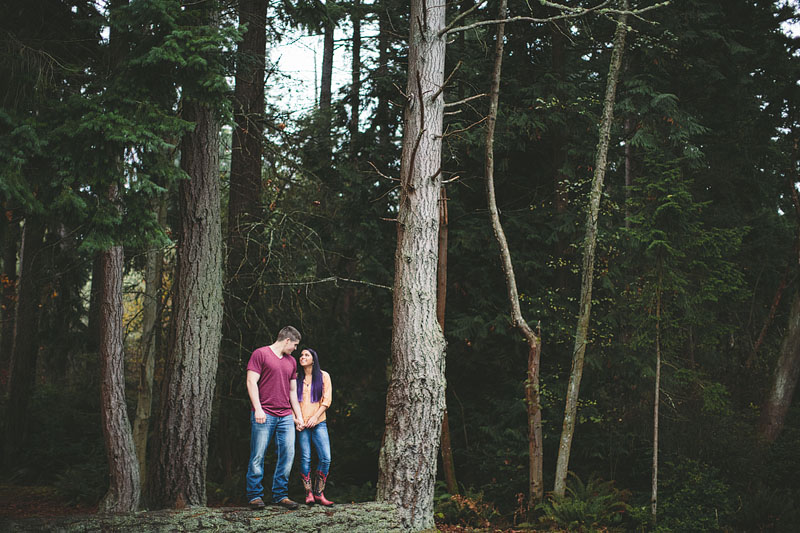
98,189,141,511
147,95,223,508
219,0,268,483
376,0,447,528
350,0,361,157
758,291,800,443
482,0,542,506
651,283,661,522
87,256,103,352
132,195,167,491
3,217,45,468
1,207,20,391
437,186,459,496
554,3,629,497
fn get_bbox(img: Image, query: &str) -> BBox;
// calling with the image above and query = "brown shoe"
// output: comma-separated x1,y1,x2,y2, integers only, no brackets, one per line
276,498,299,510
249,497,266,510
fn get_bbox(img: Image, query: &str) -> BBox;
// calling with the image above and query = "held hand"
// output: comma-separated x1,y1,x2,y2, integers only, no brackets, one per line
294,417,306,431
255,408,266,424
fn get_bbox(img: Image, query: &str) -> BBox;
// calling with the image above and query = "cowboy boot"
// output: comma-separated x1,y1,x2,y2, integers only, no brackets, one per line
313,470,334,506
301,473,314,505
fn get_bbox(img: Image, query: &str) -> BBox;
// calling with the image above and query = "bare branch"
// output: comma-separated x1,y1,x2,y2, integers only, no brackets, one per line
445,93,487,108
368,160,399,181
439,116,489,138
263,276,392,292
430,60,462,103
445,0,668,34
439,0,490,36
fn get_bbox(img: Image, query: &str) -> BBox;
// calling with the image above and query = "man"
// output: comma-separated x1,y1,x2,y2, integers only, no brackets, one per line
245,326,305,510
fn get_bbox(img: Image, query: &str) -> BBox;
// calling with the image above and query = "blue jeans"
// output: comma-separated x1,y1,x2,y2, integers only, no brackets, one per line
297,421,331,476
246,412,295,502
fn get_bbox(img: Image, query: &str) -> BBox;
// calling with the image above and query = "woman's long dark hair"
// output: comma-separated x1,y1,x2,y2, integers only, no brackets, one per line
297,348,323,403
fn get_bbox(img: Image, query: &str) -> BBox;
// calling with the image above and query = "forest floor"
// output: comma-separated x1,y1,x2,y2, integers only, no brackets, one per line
0,484,527,532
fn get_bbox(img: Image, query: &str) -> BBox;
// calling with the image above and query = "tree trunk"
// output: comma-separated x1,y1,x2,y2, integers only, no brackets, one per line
219,0,268,483
1,206,20,392
98,185,141,512
624,116,635,228
376,5,390,151
437,186,459,496
320,17,334,113
376,0,447,528
132,195,167,491
3,216,45,468
553,3,629,497
551,17,570,289
482,0,543,506
350,0,361,157
147,93,224,508
87,256,103,352
758,290,800,443
651,281,661,522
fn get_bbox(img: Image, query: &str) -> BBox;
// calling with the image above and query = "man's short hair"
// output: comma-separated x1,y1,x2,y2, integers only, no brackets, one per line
276,325,301,343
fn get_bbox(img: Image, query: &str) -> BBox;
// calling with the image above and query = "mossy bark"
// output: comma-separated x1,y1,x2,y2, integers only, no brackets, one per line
147,94,223,508
377,0,447,529
1,502,403,533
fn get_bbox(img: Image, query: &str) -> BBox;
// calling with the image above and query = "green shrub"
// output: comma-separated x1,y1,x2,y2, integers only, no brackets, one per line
734,484,800,532
656,459,734,532
536,473,631,532
435,484,502,529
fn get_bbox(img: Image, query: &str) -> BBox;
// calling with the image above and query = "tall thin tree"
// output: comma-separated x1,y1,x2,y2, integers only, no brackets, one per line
554,1,629,497
483,0,543,505
98,181,140,512
3,216,45,468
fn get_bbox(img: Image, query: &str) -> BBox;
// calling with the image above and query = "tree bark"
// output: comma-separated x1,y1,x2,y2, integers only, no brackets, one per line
147,94,224,508
482,0,543,506
758,290,800,443
3,216,45,468
219,0,268,483
376,5,390,151
350,0,361,157
320,15,334,113
132,195,167,492
437,186,459,496
87,255,103,352
1,206,20,392
553,2,629,497
376,0,447,528
98,185,141,512
651,280,661,522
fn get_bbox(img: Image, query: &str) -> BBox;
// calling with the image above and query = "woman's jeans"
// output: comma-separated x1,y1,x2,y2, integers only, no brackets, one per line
297,421,331,476
246,412,295,502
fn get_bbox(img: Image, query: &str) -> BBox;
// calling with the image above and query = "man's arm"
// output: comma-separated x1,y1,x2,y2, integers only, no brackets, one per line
246,370,266,423
290,379,304,429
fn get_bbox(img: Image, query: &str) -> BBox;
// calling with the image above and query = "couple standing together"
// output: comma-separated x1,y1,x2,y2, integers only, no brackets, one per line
245,326,334,510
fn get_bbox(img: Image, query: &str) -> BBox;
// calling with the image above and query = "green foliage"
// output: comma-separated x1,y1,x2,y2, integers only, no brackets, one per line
535,473,631,532
656,459,735,532
434,484,502,529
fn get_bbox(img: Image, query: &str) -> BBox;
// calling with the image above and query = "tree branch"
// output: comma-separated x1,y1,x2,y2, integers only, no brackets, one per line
445,93,487,108
445,0,668,35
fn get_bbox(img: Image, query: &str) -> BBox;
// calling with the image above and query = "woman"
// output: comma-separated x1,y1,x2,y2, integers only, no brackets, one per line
296,348,334,506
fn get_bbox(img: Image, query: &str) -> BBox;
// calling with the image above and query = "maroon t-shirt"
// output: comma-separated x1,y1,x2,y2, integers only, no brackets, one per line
246,346,297,417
